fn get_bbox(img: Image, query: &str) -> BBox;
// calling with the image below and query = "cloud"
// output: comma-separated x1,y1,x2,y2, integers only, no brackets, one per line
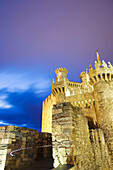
21,124,27,126
0,69,51,131
0,94,13,109
0,69,51,93
0,87,47,131
0,120,27,127
0,119,40,131
0,121,10,126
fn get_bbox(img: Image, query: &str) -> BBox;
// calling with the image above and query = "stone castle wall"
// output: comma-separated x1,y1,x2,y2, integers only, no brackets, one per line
0,126,52,170
42,93,56,133
0,126,38,170
37,132,52,159
52,102,111,170
88,61,113,167
42,86,97,133
52,102,74,167
42,60,113,169
93,80,113,167
42,66,98,133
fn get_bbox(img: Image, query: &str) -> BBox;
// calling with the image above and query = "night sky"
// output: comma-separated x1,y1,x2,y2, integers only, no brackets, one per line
0,0,113,132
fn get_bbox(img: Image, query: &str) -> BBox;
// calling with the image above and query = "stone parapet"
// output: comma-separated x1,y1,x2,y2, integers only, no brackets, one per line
67,80,82,88
88,61,113,84
0,126,52,170
0,125,38,170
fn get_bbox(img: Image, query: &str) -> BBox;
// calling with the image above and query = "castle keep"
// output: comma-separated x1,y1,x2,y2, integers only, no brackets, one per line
42,59,113,169
0,57,113,169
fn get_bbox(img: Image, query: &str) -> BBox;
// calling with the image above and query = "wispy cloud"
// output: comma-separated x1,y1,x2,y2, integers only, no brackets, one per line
0,95,13,109
0,69,51,131
21,124,27,126
0,88,44,130
0,121,10,126
0,120,27,127
0,70,51,93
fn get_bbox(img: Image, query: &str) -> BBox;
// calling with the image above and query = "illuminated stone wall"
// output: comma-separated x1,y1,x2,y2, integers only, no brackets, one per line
52,102,111,169
42,94,56,133
72,108,111,170
89,63,113,167
0,126,52,170
0,126,38,170
42,59,113,168
42,65,97,133
52,102,74,167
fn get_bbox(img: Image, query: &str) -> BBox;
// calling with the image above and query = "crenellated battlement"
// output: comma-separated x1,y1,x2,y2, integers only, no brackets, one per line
43,93,55,105
88,60,113,84
55,67,68,74
52,86,65,96
67,80,82,88
72,98,95,109
53,67,68,88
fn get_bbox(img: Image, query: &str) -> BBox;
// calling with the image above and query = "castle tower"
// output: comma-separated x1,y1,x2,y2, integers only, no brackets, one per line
52,67,68,104
42,67,68,133
88,60,113,166
54,67,68,86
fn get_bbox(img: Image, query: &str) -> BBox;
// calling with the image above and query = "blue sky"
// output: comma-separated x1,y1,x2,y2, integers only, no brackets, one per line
0,0,113,131
0,69,51,131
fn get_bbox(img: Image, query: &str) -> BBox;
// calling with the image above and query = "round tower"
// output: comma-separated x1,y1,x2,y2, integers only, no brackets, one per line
52,67,68,104
89,60,113,165
55,67,68,84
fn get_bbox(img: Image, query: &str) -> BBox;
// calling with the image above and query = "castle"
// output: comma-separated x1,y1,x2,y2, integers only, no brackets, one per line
42,58,113,169
0,56,113,170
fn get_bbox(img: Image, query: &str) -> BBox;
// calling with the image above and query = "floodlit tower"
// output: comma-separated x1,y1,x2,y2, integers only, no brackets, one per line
52,67,68,104
88,60,113,165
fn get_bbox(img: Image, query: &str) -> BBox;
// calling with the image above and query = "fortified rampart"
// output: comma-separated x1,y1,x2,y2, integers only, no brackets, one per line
0,126,52,170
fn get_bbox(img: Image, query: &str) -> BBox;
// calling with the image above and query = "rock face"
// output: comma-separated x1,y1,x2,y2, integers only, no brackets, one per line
52,102,111,170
